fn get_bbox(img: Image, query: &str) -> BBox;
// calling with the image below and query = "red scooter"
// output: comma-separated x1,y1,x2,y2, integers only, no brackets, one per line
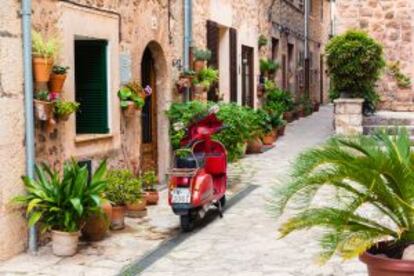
168,110,227,231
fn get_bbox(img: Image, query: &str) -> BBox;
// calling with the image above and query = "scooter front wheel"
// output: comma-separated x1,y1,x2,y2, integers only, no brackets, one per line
180,214,194,232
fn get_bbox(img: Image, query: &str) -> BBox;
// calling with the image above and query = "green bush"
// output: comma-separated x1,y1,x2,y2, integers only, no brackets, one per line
192,67,219,90
13,160,107,233
325,30,385,113
264,87,294,114
193,48,212,61
54,99,80,118
105,170,142,205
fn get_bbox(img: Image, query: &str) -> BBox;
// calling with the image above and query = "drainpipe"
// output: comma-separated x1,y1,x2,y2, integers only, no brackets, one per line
183,0,192,102
304,0,310,97
22,0,37,253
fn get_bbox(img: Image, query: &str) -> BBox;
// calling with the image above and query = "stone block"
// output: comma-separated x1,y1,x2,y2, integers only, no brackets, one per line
334,99,363,135
0,211,27,260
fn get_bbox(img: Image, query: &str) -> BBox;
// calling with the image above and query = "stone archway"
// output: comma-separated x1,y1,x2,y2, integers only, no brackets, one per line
139,41,171,183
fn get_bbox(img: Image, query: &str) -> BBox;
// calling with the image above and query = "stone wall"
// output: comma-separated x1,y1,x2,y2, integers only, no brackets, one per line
335,0,414,111
0,0,28,260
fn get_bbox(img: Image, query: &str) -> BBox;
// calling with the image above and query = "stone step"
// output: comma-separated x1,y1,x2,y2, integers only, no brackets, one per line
363,125,414,135
363,111,414,126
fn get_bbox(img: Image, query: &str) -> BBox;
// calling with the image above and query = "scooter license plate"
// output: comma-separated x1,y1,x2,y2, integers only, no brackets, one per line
171,188,191,204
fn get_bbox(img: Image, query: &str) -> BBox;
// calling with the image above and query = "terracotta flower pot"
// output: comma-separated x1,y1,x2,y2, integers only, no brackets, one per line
194,84,207,94
246,137,263,154
283,111,294,123
262,132,275,145
193,60,205,72
48,73,67,93
110,205,126,230
33,56,53,83
145,191,159,205
277,125,286,136
360,250,414,276
122,102,140,117
297,107,305,118
51,230,80,257
81,201,112,241
126,198,147,218
34,100,54,121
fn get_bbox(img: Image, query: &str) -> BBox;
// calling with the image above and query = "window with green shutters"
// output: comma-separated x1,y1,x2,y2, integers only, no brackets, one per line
75,40,109,134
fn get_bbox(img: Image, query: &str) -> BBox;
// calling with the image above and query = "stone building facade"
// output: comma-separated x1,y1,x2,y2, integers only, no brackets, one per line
0,0,332,260
335,0,414,111
0,0,28,261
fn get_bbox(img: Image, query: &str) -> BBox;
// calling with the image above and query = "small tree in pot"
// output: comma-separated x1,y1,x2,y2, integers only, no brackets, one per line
13,160,107,256
325,30,385,113
273,129,414,275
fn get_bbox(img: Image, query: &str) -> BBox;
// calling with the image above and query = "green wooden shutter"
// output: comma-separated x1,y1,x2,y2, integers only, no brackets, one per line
75,40,109,134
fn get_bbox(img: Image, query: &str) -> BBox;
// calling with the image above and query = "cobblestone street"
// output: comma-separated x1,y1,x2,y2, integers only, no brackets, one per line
0,105,369,276
134,105,367,276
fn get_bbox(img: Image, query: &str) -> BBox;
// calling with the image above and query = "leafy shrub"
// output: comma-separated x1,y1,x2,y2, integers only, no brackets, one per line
264,87,294,114
192,67,219,89
193,48,212,61
142,170,158,191
13,160,107,233
118,81,145,109
54,99,80,118
106,170,142,205
325,30,385,113
260,58,279,75
273,129,414,263
32,30,59,59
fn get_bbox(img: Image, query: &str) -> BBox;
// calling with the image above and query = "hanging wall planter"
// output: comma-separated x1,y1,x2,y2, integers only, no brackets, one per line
32,31,59,83
49,66,69,93
33,57,54,83
34,99,54,121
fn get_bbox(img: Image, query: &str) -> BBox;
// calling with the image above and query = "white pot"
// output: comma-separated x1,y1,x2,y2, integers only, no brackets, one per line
51,230,80,256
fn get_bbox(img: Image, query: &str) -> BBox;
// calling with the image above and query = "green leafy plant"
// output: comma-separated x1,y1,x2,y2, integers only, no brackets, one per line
34,90,50,101
300,96,313,115
32,30,59,59
264,87,294,114
13,160,107,233
106,169,142,205
254,108,272,136
142,170,158,191
325,30,385,113
176,148,193,159
273,129,414,263
258,35,268,47
118,83,145,110
54,99,80,118
193,67,219,90
181,69,196,77
387,61,412,89
260,59,279,75
52,65,69,75
193,48,212,61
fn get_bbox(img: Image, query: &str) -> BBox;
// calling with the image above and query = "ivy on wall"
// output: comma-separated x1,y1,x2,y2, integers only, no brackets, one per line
387,61,412,89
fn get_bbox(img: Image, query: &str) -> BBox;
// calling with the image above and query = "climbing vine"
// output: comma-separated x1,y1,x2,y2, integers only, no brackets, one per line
387,61,412,89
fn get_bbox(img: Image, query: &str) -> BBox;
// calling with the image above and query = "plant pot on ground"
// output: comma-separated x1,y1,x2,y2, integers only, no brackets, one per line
277,125,286,136
262,131,276,146
273,129,414,276
81,200,112,242
105,169,142,229
283,111,294,123
142,170,159,205
246,137,263,154
13,159,107,256
32,31,59,83
49,66,69,93
126,198,147,218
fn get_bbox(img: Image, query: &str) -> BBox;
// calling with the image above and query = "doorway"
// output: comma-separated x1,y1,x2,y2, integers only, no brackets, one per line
241,45,254,107
141,47,157,173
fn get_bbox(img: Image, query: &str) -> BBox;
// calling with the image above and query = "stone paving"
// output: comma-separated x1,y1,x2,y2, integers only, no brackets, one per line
139,105,367,276
0,105,368,276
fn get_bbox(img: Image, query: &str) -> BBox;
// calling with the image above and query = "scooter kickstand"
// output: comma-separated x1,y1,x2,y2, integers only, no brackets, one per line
218,200,223,218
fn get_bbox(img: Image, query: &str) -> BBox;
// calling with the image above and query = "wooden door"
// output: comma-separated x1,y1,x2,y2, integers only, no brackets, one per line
207,20,220,102
141,48,157,173
229,28,238,103
241,45,254,108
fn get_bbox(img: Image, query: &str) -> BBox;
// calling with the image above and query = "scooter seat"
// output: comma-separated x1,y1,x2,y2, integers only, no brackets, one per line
176,153,205,168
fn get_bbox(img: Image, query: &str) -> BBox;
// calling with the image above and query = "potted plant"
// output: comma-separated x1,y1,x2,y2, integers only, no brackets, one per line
32,31,59,83
105,169,133,230
49,65,69,93
142,170,159,205
325,30,385,114
34,90,54,121
54,99,79,121
277,119,287,136
82,198,112,242
13,160,107,256
192,67,219,94
258,34,268,48
193,48,212,72
177,70,195,92
273,129,414,276
118,81,146,117
313,99,320,112
255,109,274,146
124,172,147,218
300,96,313,117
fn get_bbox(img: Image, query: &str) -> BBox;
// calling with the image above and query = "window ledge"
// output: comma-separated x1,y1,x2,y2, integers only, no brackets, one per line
75,133,113,143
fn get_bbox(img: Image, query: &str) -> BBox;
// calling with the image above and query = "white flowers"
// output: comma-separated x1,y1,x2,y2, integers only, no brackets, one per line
173,121,185,131
209,105,220,114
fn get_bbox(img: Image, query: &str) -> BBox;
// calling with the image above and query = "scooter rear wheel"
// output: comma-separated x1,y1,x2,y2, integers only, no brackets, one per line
180,214,194,232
